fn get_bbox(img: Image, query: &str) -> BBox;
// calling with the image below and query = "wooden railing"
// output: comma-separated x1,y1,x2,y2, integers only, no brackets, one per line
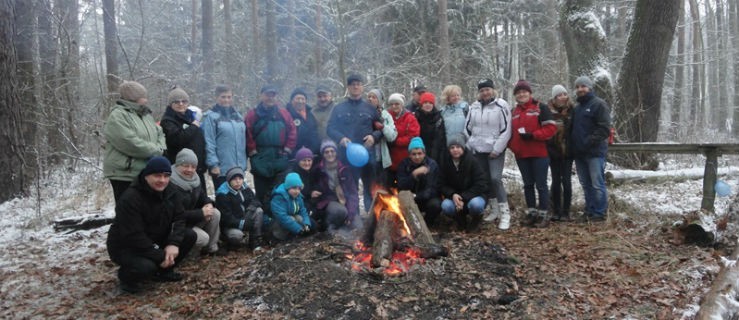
608,143,739,211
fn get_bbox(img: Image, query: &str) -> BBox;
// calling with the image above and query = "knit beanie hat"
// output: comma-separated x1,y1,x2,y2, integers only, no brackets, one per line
477,78,495,90
226,167,244,182
284,172,303,189
408,137,426,151
168,87,189,104
295,147,314,162
419,92,436,105
513,80,532,94
141,156,172,176
574,76,594,90
119,81,148,102
551,85,568,100
175,148,198,166
387,93,405,105
290,88,307,102
368,89,384,103
447,133,467,148
320,139,338,154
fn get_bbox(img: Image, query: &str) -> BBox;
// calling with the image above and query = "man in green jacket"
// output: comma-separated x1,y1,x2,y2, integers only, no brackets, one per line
104,80,166,202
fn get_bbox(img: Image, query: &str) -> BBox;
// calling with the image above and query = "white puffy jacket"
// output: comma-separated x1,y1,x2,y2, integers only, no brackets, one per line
464,98,512,155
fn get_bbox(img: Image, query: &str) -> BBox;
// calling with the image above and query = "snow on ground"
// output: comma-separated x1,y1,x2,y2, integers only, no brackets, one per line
0,154,737,317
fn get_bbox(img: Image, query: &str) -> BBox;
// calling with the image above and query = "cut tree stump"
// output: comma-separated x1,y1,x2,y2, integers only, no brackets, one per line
53,213,113,232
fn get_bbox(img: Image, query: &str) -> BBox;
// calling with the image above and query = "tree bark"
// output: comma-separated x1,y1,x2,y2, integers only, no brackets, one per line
223,0,232,40
671,1,685,139
201,0,214,94
102,0,119,108
688,0,705,131
437,0,450,84
732,0,739,135
0,0,29,201
264,0,276,82
559,0,614,104
615,0,680,145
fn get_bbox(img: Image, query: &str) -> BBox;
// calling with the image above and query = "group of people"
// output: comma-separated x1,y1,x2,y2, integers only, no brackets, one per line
102,73,611,294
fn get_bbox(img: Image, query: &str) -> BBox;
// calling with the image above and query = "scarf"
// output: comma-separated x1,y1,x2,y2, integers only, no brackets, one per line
169,165,201,191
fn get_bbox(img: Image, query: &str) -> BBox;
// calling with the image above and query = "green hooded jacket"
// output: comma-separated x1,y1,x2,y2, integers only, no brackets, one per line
103,99,166,181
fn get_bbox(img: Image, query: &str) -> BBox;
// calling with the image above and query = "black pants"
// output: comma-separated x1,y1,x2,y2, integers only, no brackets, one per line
550,157,573,216
253,174,277,214
417,197,442,227
110,180,132,204
109,229,197,285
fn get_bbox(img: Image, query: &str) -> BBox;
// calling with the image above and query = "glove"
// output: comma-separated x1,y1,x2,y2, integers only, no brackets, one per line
519,132,534,141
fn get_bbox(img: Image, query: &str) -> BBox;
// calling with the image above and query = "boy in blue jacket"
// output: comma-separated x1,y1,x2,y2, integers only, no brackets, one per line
270,172,314,241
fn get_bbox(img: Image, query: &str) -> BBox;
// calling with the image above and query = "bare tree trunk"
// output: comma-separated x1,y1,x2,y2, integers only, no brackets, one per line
0,0,30,201
201,0,214,94
52,0,80,164
264,0,276,82
223,0,232,40
732,0,739,135
671,1,685,140
437,0,450,84
251,0,259,81
191,0,198,63
715,0,729,133
616,0,680,145
313,3,323,77
559,0,614,104
13,0,38,183
704,1,719,129
688,0,705,131
102,0,119,110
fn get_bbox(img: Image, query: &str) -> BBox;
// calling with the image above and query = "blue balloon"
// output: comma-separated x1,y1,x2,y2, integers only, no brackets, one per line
346,143,369,167
715,180,731,197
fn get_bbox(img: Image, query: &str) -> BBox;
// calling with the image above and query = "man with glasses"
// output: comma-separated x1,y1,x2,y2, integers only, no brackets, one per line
161,86,208,184
326,74,383,215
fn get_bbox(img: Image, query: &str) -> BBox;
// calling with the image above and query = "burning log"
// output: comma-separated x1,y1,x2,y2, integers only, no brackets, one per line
371,210,398,267
397,190,435,246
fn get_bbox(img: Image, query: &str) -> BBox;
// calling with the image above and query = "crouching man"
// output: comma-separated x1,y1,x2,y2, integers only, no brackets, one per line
106,156,197,294
397,137,442,227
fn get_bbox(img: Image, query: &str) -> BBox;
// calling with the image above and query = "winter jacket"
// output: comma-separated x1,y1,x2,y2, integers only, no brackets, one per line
315,160,359,222
215,181,262,231
405,101,421,114
103,99,166,182
441,101,469,143
568,92,611,158
374,109,398,169
106,174,187,264
277,161,320,210
546,100,574,159
160,106,207,174
169,170,214,227
415,108,447,167
397,156,441,202
245,104,297,177
270,183,313,235
388,109,420,171
464,98,512,155
327,97,383,150
312,101,335,141
286,103,321,156
201,105,247,176
509,99,557,159
440,149,489,202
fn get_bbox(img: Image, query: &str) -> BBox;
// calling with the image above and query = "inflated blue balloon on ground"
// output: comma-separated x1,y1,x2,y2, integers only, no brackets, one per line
346,143,369,167
715,180,731,197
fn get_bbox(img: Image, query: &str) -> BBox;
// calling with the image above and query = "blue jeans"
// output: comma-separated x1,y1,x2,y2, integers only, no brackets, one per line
473,153,508,204
516,157,550,210
550,157,573,216
575,156,608,217
441,196,486,216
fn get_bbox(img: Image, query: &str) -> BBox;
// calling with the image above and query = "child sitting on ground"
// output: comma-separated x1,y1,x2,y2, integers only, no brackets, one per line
270,172,314,241
215,167,265,251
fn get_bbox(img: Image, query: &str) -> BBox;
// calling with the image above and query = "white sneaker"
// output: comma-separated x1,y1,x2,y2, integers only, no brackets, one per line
498,213,511,230
483,200,499,222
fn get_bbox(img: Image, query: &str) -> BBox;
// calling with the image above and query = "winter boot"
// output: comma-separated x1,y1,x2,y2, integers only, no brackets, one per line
498,203,511,230
467,214,483,233
523,208,538,227
483,198,499,222
534,209,550,228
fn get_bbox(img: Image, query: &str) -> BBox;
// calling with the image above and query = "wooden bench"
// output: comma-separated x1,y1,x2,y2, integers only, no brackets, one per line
607,143,739,211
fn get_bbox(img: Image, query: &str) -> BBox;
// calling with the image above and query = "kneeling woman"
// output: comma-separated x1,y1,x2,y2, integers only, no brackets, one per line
314,140,359,230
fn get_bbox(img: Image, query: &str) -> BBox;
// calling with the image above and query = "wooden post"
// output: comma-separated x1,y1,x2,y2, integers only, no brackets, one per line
701,147,718,211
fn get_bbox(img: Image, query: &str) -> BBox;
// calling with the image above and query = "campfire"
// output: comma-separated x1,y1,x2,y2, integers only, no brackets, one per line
344,189,448,277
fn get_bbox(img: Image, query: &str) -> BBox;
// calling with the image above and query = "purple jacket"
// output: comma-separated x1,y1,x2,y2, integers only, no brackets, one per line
315,160,359,222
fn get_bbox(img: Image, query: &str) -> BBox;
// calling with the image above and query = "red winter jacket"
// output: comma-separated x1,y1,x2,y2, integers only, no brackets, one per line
508,99,557,159
388,109,420,171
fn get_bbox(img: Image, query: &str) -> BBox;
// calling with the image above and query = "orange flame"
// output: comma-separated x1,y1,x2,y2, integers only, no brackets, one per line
347,241,425,277
372,191,412,237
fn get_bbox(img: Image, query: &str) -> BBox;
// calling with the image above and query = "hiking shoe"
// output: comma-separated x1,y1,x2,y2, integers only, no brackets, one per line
550,214,572,222
119,281,142,294
154,270,183,282
522,214,537,227
203,247,228,257
498,213,511,230
467,214,482,233
589,215,606,223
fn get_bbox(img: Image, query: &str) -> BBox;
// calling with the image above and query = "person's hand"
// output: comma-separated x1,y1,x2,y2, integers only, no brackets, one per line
161,245,179,268
452,194,464,210
339,137,351,147
363,135,375,148
248,150,258,156
311,190,322,198
488,151,499,159
520,132,534,140
202,204,214,221
210,167,221,176
412,165,429,178
192,120,200,127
